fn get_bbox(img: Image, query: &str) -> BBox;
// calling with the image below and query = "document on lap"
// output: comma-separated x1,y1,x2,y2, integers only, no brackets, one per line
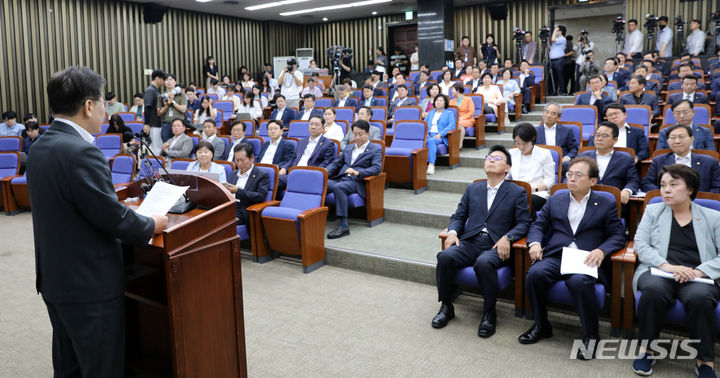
650,267,715,285
560,247,598,278
136,181,189,217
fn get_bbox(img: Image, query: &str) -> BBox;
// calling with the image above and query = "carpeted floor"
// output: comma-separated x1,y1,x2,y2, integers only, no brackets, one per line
0,212,708,377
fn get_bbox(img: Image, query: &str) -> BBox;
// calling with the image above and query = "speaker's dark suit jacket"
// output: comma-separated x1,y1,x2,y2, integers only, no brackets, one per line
269,107,296,127
587,125,650,161
641,151,720,193
282,135,336,171
578,150,640,193
447,180,531,243
535,123,578,160
228,165,269,225
258,138,295,167
27,120,155,303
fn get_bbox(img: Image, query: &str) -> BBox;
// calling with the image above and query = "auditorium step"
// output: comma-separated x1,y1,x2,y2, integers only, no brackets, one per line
385,188,459,229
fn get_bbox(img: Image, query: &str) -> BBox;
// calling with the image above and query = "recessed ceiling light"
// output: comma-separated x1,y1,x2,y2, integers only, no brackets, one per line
280,0,392,16
196,0,212,2
245,0,311,11
372,11,377,15
323,17,328,21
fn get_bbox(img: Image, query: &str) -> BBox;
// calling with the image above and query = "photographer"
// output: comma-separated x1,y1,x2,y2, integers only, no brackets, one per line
549,25,567,96
390,46,408,75
578,51,599,90
278,58,303,109
157,73,187,143
574,30,594,90
656,16,673,57
625,19,643,58
686,19,705,56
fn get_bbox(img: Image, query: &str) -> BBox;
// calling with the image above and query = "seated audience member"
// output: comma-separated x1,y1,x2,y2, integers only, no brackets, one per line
222,143,269,226
270,95,295,125
237,91,263,120
643,59,666,85
515,62,535,114
419,83,440,119
438,70,455,96
193,95,217,129
296,94,323,120
414,70,431,96
22,121,41,154
519,156,626,360
503,58,515,71
206,79,226,98
452,58,465,79
624,66,660,95
252,85,269,108
599,74,618,102
340,106,381,150
536,103,577,163
105,92,126,116
325,120,383,239
668,61,695,82
106,114,133,143
496,69,521,115
301,78,323,98
0,110,23,137
575,75,611,120
186,140,227,183
642,125,720,193
240,72,255,88
333,84,358,109
579,121,639,204
221,85,241,112
489,63,501,84
632,164,720,378
389,74,409,100
603,57,628,90
474,73,505,117
322,108,345,142
466,66,483,93
667,75,708,108
129,93,145,121
449,82,474,149
226,120,247,161
278,115,336,192
425,94,456,175
387,84,416,124
258,120,294,167
589,103,650,163
359,85,381,109
161,119,193,160
619,75,660,117
508,123,555,213
341,76,357,91
657,100,714,151
432,145,531,336
459,65,474,83
200,119,225,160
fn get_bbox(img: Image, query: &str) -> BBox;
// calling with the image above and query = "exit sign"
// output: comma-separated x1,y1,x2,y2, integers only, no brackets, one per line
405,11,413,20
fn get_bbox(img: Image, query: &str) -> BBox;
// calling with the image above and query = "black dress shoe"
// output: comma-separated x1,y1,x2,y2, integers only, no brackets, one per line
327,227,350,239
477,309,497,338
522,105,529,114
576,336,599,360
431,304,455,329
518,323,553,344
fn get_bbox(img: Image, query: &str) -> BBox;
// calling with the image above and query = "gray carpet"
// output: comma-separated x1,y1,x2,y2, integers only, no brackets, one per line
0,212,709,377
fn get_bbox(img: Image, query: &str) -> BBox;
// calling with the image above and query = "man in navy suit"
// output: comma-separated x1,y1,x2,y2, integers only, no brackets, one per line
224,143,270,226
588,103,650,163
603,57,628,90
332,84,358,110
269,95,296,126
432,145,531,337
516,60,536,114
358,85,381,109
465,66,483,93
535,103,578,164
326,120,383,239
619,75,660,117
519,156,626,360
666,75,709,108
277,115,336,193
575,75,612,120
579,121,639,204
642,124,720,193
387,85,417,124
656,100,714,151
295,94,323,120
413,70,431,96
258,120,295,168
621,66,659,94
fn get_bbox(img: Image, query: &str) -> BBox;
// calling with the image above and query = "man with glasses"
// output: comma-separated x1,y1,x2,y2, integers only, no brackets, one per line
519,156,625,360
619,75,660,117
656,100,713,151
277,115,336,194
535,103,577,164
666,75,709,107
432,145,531,338
588,103,649,163
642,124,720,193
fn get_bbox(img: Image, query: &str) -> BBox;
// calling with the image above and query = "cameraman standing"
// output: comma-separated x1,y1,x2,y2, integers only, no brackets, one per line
278,58,303,109
656,16,673,57
339,50,353,82
574,30,594,91
577,51,599,90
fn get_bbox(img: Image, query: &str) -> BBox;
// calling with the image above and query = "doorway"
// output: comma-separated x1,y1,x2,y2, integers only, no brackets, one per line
387,22,418,74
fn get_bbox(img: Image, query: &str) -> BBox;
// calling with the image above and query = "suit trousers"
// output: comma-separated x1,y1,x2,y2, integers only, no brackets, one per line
160,121,173,143
521,87,532,106
426,133,444,164
436,233,504,311
550,59,566,95
43,295,125,378
525,254,601,337
328,175,362,217
636,270,720,362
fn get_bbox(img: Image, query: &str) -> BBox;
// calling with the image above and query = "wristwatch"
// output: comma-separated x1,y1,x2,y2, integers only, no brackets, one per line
504,234,514,242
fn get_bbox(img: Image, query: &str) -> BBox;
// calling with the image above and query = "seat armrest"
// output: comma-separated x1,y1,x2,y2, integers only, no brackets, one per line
512,237,528,250
247,200,280,213
297,206,329,220
610,241,636,264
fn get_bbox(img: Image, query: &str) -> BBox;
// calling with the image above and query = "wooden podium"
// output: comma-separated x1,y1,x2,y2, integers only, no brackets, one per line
116,174,247,378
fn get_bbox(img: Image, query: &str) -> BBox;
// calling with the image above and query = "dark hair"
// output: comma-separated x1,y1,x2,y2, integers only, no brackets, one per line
605,102,626,114
678,62,693,70
597,121,619,139
199,95,213,117
202,118,217,128
352,119,370,133
233,142,254,159
485,34,496,44
165,73,177,81
616,52,627,58
512,122,537,144
434,94,450,109
666,124,693,138
628,19,638,25
151,69,166,80
243,91,256,103
631,74,646,86
452,82,465,93
605,57,618,65
557,25,567,35
525,31,532,36
681,74,698,83
462,35,470,41
671,99,694,110
520,59,530,65
275,94,286,101
47,66,105,116
659,16,668,22
23,113,36,123
108,114,125,132
362,84,374,91
309,114,324,124
658,164,700,200
396,84,409,92
303,93,316,101
569,155,599,179
134,92,144,99
25,121,39,132
679,51,691,58
105,92,116,101
377,47,385,55
267,119,283,130
489,145,512,166
195,140,215,156
359,106,373,117
229,119,246,132
2,110,17,120
323,107,336,115
425,83,440,97
691,19,701,26
481,72,493,81
211,78,219,85
588,74,603,83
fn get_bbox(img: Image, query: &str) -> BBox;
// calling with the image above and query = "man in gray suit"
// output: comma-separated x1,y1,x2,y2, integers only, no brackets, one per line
522,31,538,64
340,106,381,150
26,66,168,376
161,118,193,160
387,84,417,125
201,118,225,160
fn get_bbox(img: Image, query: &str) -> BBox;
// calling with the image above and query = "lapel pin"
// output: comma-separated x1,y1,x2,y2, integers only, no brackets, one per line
697,162,700,165
594,202,598,206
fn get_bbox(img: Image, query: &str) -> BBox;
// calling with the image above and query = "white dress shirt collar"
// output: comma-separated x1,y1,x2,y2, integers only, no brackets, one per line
55,117,95,144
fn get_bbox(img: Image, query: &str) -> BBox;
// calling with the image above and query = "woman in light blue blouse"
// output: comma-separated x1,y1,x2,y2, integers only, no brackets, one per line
496,69,521,108
186,140,227,183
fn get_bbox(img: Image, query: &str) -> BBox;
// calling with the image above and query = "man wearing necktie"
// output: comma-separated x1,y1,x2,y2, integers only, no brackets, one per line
666,76,709,108
656,100,714,151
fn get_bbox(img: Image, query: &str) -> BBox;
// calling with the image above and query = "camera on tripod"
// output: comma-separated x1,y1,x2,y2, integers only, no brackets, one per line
712,10,720,23
513,27,525,41
539,26,551,41
326,46,353,68
613,16,626,33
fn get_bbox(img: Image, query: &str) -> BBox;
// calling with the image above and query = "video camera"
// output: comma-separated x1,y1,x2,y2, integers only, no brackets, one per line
613,16,626,33
644,14,659,38
326,46,353,68
712,10,720,24
538,26,551,42
513,27,525,41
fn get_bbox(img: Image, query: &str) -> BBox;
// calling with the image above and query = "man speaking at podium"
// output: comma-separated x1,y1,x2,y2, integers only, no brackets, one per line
26,66,168,377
